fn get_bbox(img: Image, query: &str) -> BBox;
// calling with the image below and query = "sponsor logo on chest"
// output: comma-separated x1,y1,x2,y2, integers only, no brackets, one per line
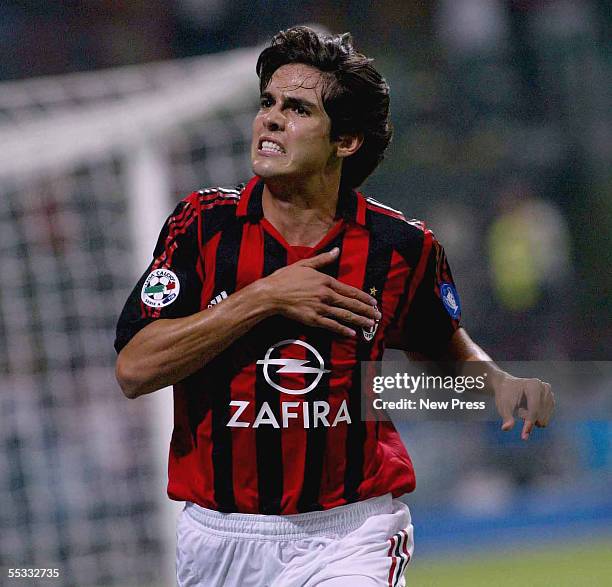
227,339,351,429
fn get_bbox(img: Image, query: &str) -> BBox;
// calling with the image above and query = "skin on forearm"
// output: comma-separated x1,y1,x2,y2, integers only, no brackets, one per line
447,327,493,362
402,328,503,392
116,280,276,399
404,328,493,363
446,327,509,394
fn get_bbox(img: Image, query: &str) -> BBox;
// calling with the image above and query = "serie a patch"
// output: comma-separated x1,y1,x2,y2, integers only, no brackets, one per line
141,268,180,308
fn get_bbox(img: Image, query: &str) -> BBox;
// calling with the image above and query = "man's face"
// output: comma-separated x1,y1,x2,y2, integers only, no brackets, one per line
251,63,338,183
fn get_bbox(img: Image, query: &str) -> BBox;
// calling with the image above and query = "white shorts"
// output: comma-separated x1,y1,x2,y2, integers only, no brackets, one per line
176,494,413,587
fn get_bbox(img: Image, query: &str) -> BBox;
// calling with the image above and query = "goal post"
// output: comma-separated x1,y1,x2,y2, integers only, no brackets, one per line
0,46,259,586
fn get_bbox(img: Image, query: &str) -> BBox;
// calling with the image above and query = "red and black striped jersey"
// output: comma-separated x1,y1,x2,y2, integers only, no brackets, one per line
115,177,461,514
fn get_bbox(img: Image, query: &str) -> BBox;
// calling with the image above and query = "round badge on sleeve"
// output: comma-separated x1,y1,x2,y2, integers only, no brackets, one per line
440,283,461,319
141,268,180,308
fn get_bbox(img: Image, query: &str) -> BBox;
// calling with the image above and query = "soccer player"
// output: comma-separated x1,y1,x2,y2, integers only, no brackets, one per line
115,26,554,587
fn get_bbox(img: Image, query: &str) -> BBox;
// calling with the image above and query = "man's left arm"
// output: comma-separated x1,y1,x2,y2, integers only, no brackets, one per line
391,228,554,440
445,327,555,441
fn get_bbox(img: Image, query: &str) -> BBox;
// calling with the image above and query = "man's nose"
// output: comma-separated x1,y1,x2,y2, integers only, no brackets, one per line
263,106,285,131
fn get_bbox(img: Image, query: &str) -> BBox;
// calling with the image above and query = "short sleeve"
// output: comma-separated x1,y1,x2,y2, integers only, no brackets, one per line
114,199,203,353
391,230,462,357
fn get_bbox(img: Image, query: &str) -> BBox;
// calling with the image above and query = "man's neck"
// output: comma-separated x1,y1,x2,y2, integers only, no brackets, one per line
261,175,341,247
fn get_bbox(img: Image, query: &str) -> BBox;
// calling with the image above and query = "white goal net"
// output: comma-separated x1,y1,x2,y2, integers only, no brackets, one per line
0,47,259,587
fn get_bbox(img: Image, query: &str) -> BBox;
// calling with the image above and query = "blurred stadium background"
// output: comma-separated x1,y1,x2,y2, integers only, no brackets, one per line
0,1,610,586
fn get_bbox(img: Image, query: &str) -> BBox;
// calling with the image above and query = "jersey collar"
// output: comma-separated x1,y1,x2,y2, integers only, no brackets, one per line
236,176,367,227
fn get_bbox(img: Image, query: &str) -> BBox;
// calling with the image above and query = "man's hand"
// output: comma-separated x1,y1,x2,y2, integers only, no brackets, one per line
492,371,555,440
262,247,380,338
446,329,555,441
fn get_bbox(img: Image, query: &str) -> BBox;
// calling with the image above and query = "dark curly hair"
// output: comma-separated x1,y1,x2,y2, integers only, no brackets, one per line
256,26,392,189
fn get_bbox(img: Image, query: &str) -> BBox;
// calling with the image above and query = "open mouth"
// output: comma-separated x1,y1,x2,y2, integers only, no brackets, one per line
258,139,285,155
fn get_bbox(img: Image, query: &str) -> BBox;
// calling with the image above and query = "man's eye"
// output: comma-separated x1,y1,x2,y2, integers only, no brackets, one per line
293,105,309,115
260,97,273,108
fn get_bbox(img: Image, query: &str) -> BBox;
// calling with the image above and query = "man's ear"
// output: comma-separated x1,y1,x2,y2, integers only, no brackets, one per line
336,133,363,159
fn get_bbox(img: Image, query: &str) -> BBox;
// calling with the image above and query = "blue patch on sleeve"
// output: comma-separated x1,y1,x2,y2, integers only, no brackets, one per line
440,283,461,319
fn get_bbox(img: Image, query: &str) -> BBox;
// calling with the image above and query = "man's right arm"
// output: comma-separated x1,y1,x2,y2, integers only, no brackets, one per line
116,278,275,399
116,248,379,399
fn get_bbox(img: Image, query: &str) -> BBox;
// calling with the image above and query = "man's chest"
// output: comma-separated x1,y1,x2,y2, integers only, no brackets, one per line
198,222,413,346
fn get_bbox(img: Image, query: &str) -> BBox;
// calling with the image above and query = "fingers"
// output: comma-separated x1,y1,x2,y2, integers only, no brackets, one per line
298,248,378,307
323,305,377,330
536,382,555,428
543,382,555,422
301,247,340,269
313,316,356,338
329,293,381,322
329,279,378,307
520,379,555,440
521,419,535,440
519,380,541,440
495,378,516,432
493,373,555,439
273,249,380,336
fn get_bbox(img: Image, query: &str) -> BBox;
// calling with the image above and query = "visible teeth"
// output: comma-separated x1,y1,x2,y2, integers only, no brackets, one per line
261,140,284,153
